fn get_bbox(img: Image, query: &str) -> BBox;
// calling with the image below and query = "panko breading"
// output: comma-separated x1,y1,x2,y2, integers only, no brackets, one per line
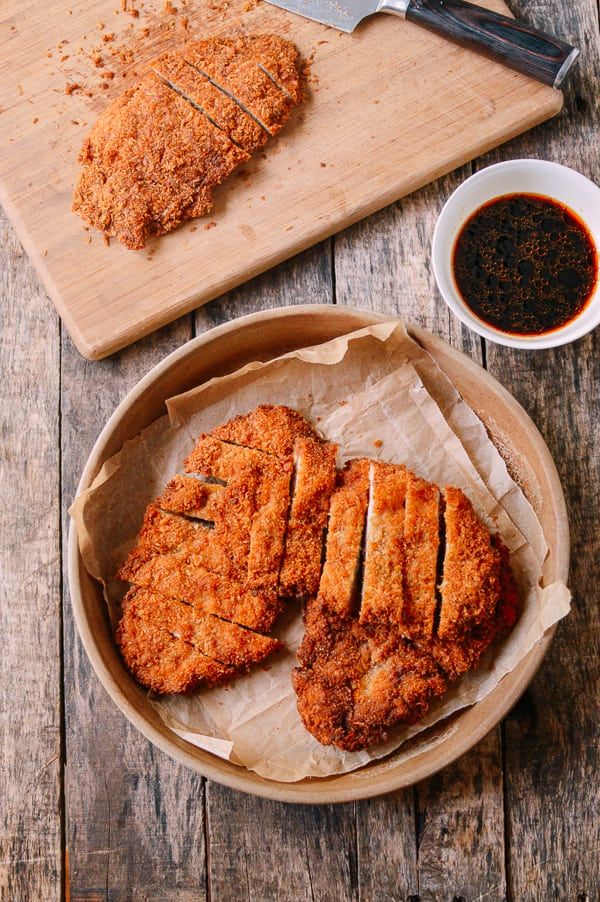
401,472,441,640
73,35,302,248
72,73,247,250
152,52,269,152
279,437,338,599
315,460,370,618
210,404,317,458
360,462,407,625
293,458,519,750
156,475,223,521
438,486,501,641
117,587,280,694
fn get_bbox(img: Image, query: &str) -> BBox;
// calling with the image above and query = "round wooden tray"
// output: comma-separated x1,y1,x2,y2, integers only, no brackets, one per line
68,305,569,803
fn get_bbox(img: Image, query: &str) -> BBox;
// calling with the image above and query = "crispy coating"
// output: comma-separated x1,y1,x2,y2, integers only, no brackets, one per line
401,472,441,640
152,52,268,152
210,404,317,459
316,460,370,618
117,589,236,693
72,73,248,249
117,587,280,693
156,475,223,520
184,433,270,478
294,465,519,750
184,36,294,134
279,437,338,598
438,486,501,641
360,462,407,625
73,35,302,248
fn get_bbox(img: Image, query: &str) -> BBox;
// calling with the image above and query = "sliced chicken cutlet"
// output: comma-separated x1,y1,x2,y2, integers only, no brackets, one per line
184,36,295,135
72,72,248,250
210,404,317,459
152,52,269,153
279,437,338,599
316,459,370,618
246,34,304,103
360,462,407,625
401,472,441,641
155,475,223,521
117,587,280,693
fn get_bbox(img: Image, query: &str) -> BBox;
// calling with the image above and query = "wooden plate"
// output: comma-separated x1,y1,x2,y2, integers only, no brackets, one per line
68,305,569,803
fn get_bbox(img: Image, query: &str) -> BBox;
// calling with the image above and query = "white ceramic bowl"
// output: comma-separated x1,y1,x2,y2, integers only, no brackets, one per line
432,160,600,349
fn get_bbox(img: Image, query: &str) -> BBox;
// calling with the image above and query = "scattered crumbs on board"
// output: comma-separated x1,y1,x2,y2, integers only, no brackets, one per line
204,221,218,231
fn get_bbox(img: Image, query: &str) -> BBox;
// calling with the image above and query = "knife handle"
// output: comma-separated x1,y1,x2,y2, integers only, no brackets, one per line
382,0,579,88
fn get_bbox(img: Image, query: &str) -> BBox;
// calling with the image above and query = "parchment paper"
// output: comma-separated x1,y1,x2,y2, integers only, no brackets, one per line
71,321,571,782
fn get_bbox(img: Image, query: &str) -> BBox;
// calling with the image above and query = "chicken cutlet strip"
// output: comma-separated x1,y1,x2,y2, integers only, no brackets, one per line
316,460,370,619
122,550,281,632
401,472,441,641
156,475,223,521
152,52,269,152
438,486,501,642
248,458,292,596
120,587,280,672
246,34,304,103
279,437,338,598
72,73,248,250
210,404,317,459
359,462,407,625
117,589,235,693
184,37,294,135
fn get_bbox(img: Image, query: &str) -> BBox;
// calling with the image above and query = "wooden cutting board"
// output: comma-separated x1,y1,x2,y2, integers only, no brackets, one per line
0,0,562,359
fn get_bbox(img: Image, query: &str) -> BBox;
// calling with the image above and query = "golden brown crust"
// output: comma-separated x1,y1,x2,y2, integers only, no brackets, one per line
246,34,304,104
155,475,223,521
279,437,338,598
315,459,370,619
438,486,501,641
117,587,280,693
72,73,248,249
183,36,294,134
152,52,269,152
360,462,407,625
210,404,317,459
401,472,441,640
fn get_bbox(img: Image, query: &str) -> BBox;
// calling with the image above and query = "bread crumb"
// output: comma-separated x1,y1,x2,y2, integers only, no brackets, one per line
164,0,177,11
103,234,111,246
32,117,39,124
320,162,327,168
373,439,383,449
65,82,80,95
203,221,217,231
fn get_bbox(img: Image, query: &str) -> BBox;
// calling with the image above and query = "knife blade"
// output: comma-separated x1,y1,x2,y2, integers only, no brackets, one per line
264,0,580,88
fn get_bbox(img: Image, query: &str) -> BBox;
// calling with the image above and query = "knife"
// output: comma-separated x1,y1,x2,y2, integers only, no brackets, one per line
265,0,580,89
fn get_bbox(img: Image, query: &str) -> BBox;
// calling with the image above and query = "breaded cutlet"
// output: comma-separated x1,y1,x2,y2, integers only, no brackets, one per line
184,37,294,135
72,73,248,250
155,475,223,521
401,472,441,640
360,462,407,625
210,404,318,459
152,52,269,153
279,437,338,599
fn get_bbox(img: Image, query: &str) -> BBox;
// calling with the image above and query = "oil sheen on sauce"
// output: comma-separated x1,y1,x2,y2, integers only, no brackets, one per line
452,193,598,336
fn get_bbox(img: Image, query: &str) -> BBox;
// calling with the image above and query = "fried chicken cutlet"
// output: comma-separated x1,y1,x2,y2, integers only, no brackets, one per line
294,461,519,750
73,35,303,248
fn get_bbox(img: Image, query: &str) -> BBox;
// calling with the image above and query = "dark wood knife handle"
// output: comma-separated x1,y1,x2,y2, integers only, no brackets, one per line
404,0,579,87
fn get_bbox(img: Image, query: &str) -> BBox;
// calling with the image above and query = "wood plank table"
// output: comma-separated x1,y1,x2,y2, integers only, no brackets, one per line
1,2,598,899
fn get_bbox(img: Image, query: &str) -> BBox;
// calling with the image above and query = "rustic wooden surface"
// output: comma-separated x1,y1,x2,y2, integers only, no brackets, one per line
1,0,598,898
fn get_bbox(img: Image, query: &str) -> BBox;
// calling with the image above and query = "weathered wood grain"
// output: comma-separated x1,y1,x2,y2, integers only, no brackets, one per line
0,208,62,900
60,316,214,901
475,2,600,898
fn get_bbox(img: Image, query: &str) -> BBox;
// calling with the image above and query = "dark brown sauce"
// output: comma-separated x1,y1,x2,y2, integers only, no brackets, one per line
452,193,598,336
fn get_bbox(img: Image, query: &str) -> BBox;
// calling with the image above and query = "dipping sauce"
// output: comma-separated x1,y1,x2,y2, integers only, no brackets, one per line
452,193,598,335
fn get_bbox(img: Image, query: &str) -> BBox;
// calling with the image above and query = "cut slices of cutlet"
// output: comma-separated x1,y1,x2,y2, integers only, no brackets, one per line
155,475,223,521
438,486,501,641
315,459,370,619
401,471,441,641
117,587,280,693
279,437,338,599
72,72,248,250
359,462,407,625
210,404,317,459
152,52,269,152
246,34,304,103
184,36,295,135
